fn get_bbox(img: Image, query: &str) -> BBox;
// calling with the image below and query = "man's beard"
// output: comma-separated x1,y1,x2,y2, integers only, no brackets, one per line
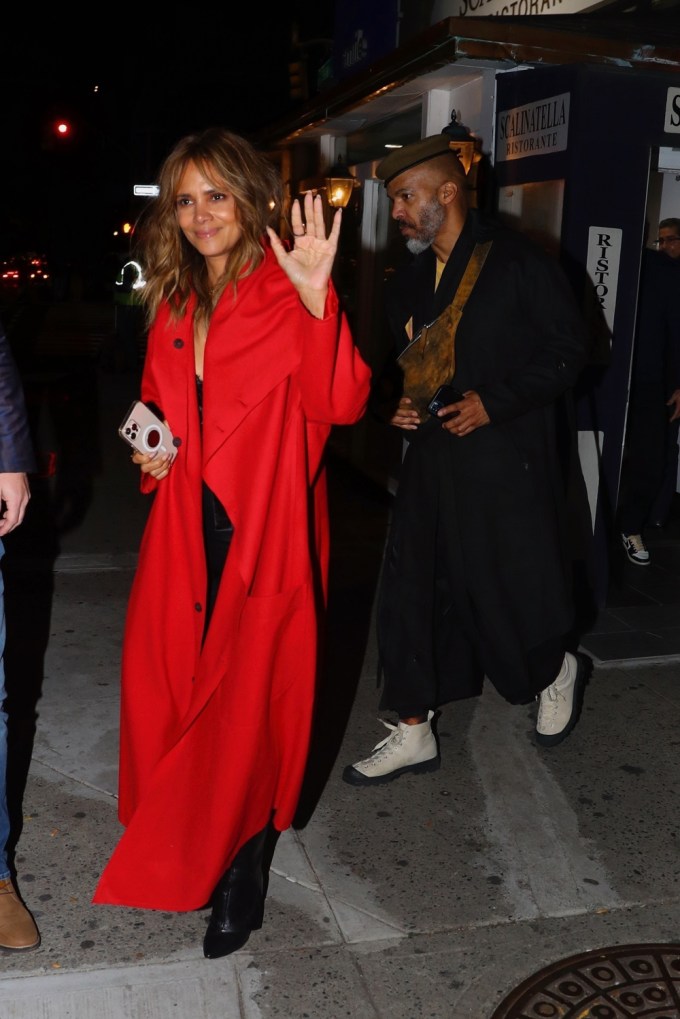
404,198,446,254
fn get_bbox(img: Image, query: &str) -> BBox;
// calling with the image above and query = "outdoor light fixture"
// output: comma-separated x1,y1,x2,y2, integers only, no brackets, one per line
325,156,360,208
441,110,478,176
299,156,360,209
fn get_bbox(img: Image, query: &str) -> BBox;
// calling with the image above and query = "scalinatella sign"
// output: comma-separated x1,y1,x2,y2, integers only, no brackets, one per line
665,87,680,133
496,93,570,162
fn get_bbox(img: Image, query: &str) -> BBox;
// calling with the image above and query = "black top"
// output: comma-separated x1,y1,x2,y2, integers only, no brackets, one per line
196,375,203,424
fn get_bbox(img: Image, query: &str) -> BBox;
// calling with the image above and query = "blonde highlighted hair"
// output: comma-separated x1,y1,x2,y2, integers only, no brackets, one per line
133,127,283,325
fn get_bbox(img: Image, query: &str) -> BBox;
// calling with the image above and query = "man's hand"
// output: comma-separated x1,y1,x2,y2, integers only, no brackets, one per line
389,396,421,431
437,390,490,436
0,472,30,536
667,389,680,423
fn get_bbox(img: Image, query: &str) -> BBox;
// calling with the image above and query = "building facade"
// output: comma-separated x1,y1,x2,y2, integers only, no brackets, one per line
260,12,680,604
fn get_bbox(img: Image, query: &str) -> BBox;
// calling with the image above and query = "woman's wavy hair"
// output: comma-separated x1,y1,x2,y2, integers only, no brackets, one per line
133,127,284,325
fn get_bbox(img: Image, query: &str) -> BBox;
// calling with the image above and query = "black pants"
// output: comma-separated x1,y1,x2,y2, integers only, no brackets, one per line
377,494,566,716
618,386,670,534
202,482,234,640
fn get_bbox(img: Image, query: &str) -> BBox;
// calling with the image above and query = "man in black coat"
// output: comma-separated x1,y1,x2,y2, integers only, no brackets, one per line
343,135,590,787
618,222,680,565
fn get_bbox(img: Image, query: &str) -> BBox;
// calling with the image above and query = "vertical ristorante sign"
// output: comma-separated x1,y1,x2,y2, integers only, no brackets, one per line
496,93,570,162
586,226,622,339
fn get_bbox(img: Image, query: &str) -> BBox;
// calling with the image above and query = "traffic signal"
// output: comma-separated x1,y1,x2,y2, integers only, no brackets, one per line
288,60,308,101
53,119,73,139
41,117,76,151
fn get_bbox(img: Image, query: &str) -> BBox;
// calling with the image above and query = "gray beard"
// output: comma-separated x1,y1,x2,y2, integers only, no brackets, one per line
406,237,432,255
403,198,445,256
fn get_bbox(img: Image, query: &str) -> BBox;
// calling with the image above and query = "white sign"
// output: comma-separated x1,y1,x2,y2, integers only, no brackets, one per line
496,93,570,162
664,88,680,134
449,0,606,15
133,184,160,197
586,226,622,336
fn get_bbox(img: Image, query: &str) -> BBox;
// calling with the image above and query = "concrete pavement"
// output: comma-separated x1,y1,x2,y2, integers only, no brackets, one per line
1,302,680,1018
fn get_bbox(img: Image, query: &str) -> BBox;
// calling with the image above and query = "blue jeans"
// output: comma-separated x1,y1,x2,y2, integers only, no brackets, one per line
0,540,9,880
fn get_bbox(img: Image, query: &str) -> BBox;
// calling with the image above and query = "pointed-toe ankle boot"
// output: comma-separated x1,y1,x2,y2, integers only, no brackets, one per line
203,825,269,959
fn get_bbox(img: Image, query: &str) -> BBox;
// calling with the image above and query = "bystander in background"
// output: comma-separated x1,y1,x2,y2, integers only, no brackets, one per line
0,315,39,951
619,218,680,565
106,259,146,374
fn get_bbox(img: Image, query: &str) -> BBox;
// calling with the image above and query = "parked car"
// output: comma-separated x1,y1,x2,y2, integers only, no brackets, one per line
0,253,50,291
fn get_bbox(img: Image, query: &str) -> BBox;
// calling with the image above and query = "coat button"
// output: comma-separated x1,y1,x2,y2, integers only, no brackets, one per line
172,437,182,448
194,602,202,612
173,338,184,348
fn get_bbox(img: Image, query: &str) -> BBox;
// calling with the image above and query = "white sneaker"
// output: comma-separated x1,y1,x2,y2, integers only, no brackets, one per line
535,652,584,747
621,533,650,565
342,711,439,786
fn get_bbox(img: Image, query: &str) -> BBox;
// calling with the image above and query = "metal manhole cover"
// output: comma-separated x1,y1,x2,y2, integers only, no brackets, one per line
490,944,680,1018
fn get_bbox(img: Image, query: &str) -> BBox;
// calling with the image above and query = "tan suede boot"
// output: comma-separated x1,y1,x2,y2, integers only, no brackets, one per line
0,878,40,951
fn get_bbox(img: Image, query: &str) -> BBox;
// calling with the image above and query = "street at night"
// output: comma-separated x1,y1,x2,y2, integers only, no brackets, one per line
3,3,680,1017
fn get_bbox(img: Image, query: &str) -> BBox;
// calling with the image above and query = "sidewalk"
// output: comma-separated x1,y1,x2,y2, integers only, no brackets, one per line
2,304,680,1018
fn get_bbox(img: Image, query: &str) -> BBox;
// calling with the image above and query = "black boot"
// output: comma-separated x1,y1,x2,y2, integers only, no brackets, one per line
203,825,270,959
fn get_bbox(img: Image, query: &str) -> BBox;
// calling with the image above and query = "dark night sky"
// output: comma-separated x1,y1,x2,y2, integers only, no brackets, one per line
1,4,336,269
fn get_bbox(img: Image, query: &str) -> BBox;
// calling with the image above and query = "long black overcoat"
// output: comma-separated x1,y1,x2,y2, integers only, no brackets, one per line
377,210,588,709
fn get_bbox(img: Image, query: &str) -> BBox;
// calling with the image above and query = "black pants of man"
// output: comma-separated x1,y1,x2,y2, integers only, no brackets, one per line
618,385,670,535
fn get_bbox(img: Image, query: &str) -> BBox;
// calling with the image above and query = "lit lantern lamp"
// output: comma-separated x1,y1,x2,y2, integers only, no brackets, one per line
325,156,359,208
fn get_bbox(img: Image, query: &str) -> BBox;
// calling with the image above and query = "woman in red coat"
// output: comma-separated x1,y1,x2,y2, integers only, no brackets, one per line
93,128,371,958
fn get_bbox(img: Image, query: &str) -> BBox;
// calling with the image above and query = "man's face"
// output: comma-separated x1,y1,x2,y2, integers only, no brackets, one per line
387,169,446,254
657,225,680,259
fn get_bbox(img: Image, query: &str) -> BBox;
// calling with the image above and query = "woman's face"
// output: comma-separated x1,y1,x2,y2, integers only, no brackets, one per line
175,160,242,276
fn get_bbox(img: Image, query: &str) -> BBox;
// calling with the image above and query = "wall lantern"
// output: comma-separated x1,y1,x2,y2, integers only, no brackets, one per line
299,156,360,209
440,110,479,176
325,156,360,208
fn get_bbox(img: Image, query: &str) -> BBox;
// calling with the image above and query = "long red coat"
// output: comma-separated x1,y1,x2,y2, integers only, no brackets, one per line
93,245,370,910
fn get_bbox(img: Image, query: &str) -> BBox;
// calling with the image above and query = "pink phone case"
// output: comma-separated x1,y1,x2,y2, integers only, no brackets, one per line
118,401,177,460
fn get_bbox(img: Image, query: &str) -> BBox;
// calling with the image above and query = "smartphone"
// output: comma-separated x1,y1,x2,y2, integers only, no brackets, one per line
427,384,464,417
118,400,177,460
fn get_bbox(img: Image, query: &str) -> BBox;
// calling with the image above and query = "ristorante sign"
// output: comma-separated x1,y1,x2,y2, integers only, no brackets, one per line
451,0,606,14
496,92,570,162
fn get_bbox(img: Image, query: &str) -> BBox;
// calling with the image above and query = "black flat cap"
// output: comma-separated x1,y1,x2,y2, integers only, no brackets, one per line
376,136,457,187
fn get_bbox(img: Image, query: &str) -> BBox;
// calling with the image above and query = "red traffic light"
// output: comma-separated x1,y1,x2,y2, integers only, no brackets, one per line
54,120,72,138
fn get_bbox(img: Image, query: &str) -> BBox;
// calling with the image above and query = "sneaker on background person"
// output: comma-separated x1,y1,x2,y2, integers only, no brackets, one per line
622,532,650,565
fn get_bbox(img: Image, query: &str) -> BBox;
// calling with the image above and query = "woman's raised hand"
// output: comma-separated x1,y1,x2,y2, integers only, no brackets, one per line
267,193,341,319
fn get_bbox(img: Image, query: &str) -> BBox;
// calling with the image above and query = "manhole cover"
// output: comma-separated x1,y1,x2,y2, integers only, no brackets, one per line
490,943,680,1018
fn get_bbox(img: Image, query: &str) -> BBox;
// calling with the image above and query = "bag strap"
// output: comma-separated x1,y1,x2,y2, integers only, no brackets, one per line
450,240,493,312
396,239,493,366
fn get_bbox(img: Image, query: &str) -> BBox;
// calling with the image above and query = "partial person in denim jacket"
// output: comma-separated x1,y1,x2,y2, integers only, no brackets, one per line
0,315,38,951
